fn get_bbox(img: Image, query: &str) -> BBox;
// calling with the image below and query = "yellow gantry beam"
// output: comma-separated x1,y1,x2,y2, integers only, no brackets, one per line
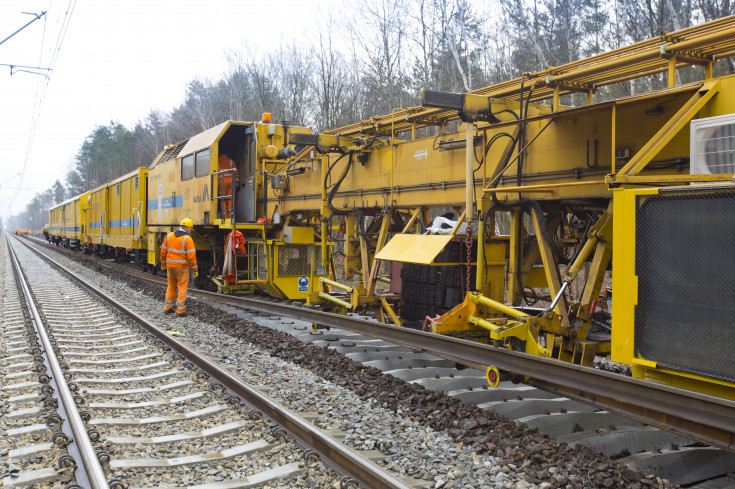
302,16,735,142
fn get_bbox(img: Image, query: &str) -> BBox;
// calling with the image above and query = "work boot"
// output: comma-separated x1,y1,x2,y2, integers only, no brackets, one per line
164,308,174,315
176,312,187,318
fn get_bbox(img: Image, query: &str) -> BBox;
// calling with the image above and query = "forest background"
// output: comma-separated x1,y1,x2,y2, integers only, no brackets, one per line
8,0,734,230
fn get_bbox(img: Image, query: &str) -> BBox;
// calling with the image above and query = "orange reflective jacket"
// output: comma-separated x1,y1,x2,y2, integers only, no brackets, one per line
226,230,247,255
160,229,198,270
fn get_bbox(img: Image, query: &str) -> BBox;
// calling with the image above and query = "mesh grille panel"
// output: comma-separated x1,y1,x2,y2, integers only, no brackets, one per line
157,139,189,164
635,188,735,382
278,245,311,276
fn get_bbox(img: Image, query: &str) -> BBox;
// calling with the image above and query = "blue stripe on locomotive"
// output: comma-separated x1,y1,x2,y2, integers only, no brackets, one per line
147,195,183,210
89,219,141,229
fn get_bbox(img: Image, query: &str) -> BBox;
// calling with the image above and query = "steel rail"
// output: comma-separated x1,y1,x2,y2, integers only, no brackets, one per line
7,238,111,489
202,294,735,452
23,237,735,451
18,238,414,489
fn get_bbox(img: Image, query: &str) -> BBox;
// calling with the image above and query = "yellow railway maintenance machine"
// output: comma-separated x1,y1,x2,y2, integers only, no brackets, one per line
86,167,148,266
272,16,735,400
145,119,327,299
49,192,90,249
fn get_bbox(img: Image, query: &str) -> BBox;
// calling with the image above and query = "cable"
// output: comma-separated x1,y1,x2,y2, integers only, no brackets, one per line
324,151,357,216
0,10,47,47
322,125,378,218
11,1,76,217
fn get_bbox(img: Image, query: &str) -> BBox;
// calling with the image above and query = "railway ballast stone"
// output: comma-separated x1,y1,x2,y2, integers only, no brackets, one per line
56,251,676,489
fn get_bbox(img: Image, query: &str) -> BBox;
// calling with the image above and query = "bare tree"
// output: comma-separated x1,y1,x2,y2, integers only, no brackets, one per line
500,0,550,72
350,0,409,114
407,0,441,92
183,78,219,132
245,55,284,121
277,44,314,127
225,49,252,121
311,20,348,131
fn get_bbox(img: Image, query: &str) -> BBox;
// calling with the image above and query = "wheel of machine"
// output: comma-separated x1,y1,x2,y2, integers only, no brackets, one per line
135,248,148,272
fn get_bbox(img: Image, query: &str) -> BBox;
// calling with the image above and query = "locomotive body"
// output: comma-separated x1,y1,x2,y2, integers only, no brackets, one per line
48,192,89,249
84,167,148,264
144,119,325,298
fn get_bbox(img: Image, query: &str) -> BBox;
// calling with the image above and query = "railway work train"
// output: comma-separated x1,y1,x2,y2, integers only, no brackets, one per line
48,16,735,403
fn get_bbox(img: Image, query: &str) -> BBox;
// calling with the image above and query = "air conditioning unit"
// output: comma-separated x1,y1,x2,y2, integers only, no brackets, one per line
690,114,735,175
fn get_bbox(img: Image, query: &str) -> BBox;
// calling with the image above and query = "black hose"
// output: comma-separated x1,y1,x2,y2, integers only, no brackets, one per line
324,151,356,216
322,125,378,218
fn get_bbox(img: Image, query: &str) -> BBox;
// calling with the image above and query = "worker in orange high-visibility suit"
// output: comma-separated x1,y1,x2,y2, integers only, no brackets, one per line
160,218,198,317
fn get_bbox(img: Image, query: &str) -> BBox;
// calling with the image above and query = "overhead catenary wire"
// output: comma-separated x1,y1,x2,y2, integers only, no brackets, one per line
0,10,47,47
9,0,76,218
0,63,52,76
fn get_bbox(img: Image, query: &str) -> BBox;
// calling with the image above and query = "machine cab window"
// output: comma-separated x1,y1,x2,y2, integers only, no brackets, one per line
195,150,209,178
182,154,194,181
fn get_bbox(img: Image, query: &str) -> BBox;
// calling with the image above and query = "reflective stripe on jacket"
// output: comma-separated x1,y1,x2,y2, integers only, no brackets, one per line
160,229,198,269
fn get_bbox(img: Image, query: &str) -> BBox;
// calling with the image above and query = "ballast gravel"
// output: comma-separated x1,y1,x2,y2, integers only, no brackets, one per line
6,239,344,489
0,239,77,488
31,242,678,489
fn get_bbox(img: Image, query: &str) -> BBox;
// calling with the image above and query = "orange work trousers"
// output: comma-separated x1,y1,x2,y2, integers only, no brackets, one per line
164,267,190,315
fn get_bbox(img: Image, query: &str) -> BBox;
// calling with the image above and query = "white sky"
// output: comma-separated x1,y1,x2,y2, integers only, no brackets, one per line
0,0,340,223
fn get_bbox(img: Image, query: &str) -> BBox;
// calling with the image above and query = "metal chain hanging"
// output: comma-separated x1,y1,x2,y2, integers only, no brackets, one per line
338,216,346,236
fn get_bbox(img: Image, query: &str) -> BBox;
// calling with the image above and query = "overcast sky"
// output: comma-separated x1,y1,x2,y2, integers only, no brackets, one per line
0,0,339,223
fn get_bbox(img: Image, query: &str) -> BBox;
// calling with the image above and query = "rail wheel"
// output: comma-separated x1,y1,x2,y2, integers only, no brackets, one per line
135,249,148,272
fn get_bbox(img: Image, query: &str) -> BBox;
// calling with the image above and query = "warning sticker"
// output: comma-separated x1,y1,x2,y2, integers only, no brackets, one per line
298,276,309,292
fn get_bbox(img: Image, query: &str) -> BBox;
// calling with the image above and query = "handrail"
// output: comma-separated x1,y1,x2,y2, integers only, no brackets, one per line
136,200,144,237
211,169,237,225
319,277,356,310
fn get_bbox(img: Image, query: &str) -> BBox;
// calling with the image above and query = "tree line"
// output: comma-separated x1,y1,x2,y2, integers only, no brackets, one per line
9,0,733,230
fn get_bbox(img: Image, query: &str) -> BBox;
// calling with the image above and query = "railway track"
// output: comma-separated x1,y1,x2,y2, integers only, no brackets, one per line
1,234,429,488
11,234,735,488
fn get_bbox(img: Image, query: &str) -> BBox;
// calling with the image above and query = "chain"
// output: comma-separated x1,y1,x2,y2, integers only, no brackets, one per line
465,224,473,296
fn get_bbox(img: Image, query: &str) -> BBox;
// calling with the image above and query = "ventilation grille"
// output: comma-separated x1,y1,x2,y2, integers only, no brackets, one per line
156,139,190,165
635,188,735,382
278,245,311,276
691,115,735,175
